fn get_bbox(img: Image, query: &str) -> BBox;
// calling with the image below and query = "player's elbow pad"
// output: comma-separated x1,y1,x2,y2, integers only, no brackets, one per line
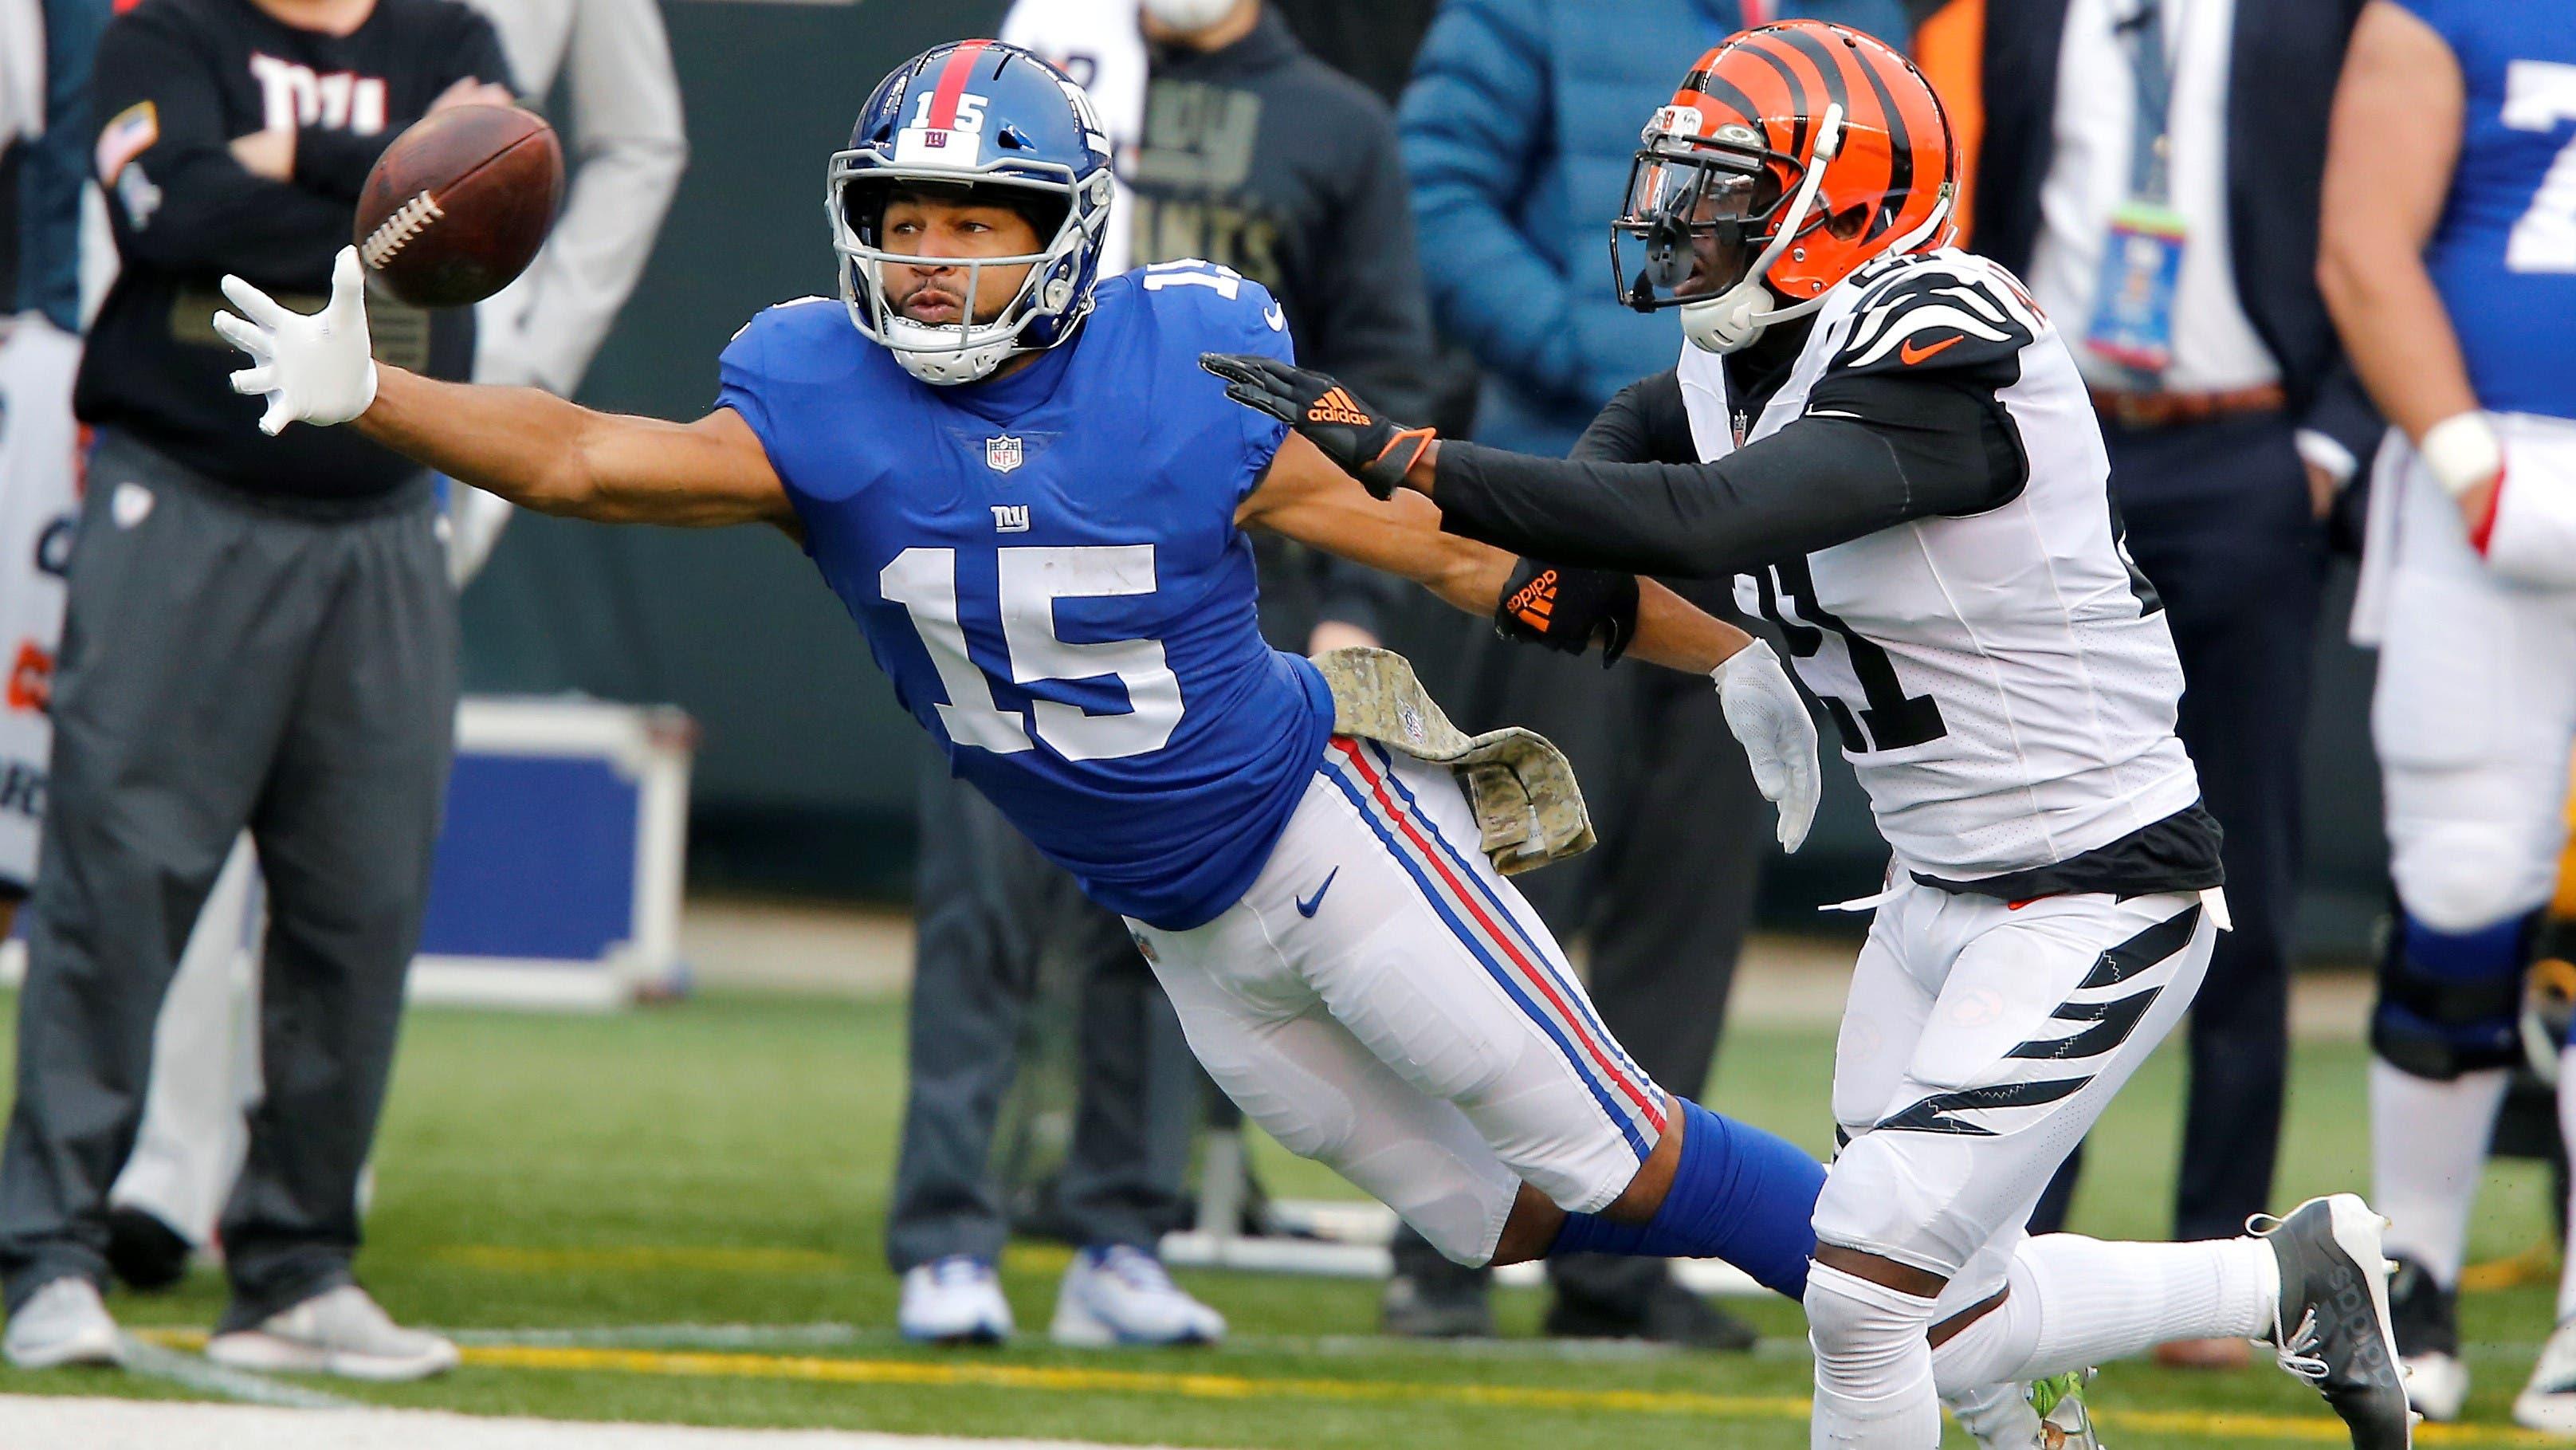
1492,558,1637,665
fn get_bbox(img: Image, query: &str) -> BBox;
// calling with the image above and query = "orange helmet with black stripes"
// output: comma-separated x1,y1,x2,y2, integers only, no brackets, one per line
1612,21,1958,354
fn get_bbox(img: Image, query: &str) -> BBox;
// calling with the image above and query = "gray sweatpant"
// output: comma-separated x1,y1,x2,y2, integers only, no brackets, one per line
0,430,457,1327
885,764,1199,1273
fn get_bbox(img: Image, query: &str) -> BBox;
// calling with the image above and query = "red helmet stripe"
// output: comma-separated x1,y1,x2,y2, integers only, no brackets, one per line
925,39,994,131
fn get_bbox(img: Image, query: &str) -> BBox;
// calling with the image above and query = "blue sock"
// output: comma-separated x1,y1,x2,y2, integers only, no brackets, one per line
1546,1098,1824,1299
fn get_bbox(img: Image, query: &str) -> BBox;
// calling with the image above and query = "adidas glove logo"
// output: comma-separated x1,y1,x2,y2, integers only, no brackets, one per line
1306,387,1374,426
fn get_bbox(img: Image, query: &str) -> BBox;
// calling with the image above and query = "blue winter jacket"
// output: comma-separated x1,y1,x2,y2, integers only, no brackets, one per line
1401,0,1907,456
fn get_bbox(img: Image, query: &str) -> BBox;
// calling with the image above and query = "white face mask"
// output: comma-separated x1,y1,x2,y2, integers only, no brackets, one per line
1141,0,1242,33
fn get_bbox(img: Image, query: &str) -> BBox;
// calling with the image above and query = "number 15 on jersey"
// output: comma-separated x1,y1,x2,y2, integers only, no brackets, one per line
881,544,1184,762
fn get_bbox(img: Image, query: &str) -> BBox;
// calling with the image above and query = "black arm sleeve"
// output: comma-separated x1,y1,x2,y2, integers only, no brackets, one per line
1569,369,1696,465
93,14,356,280
1435,369,2027,578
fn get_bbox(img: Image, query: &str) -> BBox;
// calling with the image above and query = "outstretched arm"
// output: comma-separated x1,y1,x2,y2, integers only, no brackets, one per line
1237,432,1748,674
1239,433,1820,850
218,249,795,529
1207,352,2020,579
356,368,788,528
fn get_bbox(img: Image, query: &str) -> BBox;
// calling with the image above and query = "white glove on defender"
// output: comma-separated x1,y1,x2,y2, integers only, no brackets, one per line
214,246,379,435
1714,639,1820,852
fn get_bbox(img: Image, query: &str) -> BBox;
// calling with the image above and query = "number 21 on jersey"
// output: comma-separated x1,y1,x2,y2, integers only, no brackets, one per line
882,544,1184,762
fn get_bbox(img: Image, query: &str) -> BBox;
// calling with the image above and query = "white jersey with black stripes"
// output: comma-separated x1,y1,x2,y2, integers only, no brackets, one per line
1682,248,2201,882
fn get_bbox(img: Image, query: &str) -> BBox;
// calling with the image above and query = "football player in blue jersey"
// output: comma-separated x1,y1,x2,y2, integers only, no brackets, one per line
2321,0,2576,1430
210,39,1845,1311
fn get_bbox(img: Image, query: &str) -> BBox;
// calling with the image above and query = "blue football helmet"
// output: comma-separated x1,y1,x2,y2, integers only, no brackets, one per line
830,40,1116,385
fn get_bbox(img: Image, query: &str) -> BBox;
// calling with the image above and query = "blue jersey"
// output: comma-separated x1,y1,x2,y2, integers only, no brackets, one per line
2397,0,2576,421
717,266,1335,929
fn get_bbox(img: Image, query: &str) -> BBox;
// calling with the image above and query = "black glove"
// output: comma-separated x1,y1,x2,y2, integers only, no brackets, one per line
1201,353,1436,499
1494,558,1639,666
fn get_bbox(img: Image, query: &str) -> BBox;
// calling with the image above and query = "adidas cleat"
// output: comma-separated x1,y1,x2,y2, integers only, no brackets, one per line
2252,1195,2413,1448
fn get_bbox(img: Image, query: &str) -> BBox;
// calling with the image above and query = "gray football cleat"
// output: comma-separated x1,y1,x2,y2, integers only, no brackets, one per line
205,1283,458,1381
2252,1194,2413,1448
2,1277,123,1369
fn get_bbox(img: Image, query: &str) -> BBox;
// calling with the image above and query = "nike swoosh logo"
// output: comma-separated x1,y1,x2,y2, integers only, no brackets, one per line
1295,867,1340,918
1899,334,1961,365
1263,303,1286,332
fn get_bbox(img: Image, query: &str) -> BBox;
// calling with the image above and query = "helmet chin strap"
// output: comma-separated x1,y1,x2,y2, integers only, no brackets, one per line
1683,104,1844,356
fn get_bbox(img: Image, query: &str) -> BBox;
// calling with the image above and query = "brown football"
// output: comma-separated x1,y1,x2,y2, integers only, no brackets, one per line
354,104,563,309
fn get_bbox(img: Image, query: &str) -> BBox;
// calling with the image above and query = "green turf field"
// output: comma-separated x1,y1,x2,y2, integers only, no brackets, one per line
0,982,2563,1448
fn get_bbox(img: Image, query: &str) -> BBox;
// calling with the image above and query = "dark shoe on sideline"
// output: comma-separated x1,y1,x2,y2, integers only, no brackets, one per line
1544,1278,1757,1352
1380,1264,1494,1339
104,1208,189,1293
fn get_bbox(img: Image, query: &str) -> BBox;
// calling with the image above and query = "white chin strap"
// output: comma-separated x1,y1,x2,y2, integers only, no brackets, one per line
883,316,1027,385
1683,104,1844,356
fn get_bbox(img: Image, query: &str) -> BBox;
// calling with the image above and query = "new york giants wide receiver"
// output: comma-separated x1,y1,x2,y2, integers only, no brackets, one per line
2319,0,2576,1430
1213,24,2411,1450
213,40,1836,1303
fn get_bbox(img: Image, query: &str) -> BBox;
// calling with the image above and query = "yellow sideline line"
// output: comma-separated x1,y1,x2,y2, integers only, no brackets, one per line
442,1342,2558,1445
130,1330,2554,1445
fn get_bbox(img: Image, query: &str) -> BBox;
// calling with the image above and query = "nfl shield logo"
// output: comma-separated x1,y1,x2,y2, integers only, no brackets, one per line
985,435,1024,474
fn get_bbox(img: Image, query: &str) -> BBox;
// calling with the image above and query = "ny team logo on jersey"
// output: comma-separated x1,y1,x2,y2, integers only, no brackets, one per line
985,435,1024,474
246,54,390,136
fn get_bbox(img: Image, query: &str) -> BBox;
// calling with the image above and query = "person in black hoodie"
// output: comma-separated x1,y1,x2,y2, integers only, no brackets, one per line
0,0,510,1380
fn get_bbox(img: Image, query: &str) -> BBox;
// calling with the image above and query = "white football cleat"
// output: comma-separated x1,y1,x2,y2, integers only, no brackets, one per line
2,1277,123,1369
205,1283,458,1381
1050,1244,1224,1347
898,1255,1013,1345
2386,1254,2467,1423
2404,1350,2470,1424
2515,1315,2576,1433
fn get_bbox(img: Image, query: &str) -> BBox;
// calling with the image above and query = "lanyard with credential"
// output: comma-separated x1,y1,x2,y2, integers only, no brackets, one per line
2083,0,2193,382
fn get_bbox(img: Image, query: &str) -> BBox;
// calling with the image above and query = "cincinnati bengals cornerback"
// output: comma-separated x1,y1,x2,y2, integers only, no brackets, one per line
1208,21,2413,1450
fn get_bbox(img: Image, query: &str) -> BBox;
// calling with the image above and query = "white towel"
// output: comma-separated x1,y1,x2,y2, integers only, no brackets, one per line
999,0,1148,276
0,0,45,153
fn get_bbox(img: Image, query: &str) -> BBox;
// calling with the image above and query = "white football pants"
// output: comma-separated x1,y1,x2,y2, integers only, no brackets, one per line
1817,878,2218,1306
2369,414,2576,937
1129,737,1666,1266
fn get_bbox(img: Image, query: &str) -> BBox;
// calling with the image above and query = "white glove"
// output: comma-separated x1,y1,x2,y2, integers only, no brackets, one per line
214,246,379,435
1714,639,1820,852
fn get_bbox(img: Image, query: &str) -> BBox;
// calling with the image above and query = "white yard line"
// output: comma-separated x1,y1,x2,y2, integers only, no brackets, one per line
0,1397,1204,1450
118,1334,363,1410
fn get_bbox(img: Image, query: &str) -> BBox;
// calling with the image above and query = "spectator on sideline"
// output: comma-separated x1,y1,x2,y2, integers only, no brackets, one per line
1385,0,1903,1346
874,0,1432,1350
1934,0,2379,1367
0,0,514,1379
96,0,690,1291
0,0,104,941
